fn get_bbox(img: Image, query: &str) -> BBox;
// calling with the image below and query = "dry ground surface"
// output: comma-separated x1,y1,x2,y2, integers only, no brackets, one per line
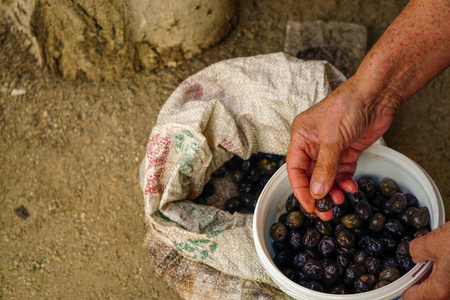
1,0,448,299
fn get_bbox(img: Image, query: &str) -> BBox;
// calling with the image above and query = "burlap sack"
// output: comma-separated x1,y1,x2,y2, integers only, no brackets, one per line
139,52,348,299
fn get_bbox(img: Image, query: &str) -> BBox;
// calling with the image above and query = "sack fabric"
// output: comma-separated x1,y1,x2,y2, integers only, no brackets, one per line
140,52,354,299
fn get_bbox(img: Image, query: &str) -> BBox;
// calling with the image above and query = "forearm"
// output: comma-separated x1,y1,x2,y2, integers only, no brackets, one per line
353,0,450,110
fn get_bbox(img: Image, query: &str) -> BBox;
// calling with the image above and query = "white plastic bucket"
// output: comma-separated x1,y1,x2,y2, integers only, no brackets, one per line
253,144,445,300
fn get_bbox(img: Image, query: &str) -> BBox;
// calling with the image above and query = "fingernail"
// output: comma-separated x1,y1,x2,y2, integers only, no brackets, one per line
311,182,325,196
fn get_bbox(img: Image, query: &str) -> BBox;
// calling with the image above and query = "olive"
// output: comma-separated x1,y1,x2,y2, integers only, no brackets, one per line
398,256,416,274
398,207,418,227
225,155,242,169
272,241,288,253
228,169,246,184
269,222,289,242
279,267,295,281
258,158,278,175
355,200,373,222
288,229,303,252
316,195,334,212
293,252,313,269
336,229,356,248
305,281,324,292
374,280,390,289
371,192,387,208
348,190,367,206
285,193,300,212
389,193,408,213
333,198,351,219
337,254,352,268
212,164,229,177
357,176,378,200
302,260,323,281
294,269,307,283
302,228,321,249
224,196,243,214
344,264,367,286
273,250,293,268
381,256,398,271
315,220,333,236
414,227,430,239
318,236,338,257
323,263,343,285
256,174,271,190
354,274,378,293
369,213,387,232
278,212,289,224
358,234,372,249
405,194,419,207
384,219,405,237
300,205,320,220
242,193,257,211
341,214,362,229
304,248,320,261
396,240,410,258
240,159,252,171
320,258,335,269
379,267,400,282
379,236,398,254
329,284,348,294
365,237,385,257
365,256,382,274
411,207,430,228
354,250,369,265
247,167,261,183
379,180,400,197
286,211,304,229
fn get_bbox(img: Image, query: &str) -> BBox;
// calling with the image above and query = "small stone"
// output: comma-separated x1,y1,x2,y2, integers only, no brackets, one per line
167,61,177,68
11,89,27,96
14,205,30,219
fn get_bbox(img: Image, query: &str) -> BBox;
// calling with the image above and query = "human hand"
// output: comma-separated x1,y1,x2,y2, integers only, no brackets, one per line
286,77,397,221
403,222,450,300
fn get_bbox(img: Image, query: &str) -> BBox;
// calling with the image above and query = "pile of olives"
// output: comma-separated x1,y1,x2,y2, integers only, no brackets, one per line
269,176,431,294
194,153,285,214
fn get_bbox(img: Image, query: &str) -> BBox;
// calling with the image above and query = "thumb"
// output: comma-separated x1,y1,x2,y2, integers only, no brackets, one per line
310,145,340,199
409,235,435,263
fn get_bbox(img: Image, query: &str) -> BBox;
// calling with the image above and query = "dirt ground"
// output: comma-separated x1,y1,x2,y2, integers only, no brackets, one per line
0,0,448,299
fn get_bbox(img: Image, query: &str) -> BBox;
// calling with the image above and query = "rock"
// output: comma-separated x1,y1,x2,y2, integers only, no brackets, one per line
11,88,26,96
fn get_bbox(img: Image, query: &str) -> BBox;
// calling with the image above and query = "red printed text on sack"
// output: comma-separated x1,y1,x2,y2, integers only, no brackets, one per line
145,134,171,195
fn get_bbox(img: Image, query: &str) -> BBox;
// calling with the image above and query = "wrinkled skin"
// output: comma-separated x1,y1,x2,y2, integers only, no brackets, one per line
286,0,450,221
403,222,450,300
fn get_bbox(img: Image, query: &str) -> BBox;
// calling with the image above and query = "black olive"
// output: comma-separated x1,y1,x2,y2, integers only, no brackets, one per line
278,212,289,224
354,274,378,293
405,194,420,207
396,240,410,258
224,196,243,214
379,236,398,254
381,256,398,270
355,200,373,222
365,256,381,274
242,193,257,211
414,227,430,239
228,169,246,184
343,264,367,286
323,263,343,285
337,254,352,269
315,220,333,236
293,252,312,269
371,192,387,208
288,229,303,252
269,222,288,242
258,158,278,175
369,213,387,232
304,281,324,292
398,206,418,227
384,219,405,237
285,193,300,212
316,195,334,212
365,237,385,257
357,176,378,200
398,257,416,274
272,241,288,253
348,190,367,206
237,182,253,194
337,246,357,256
318,236,338,257
374,280,390,289
200,182,215,198
336,229,356,248
353,250,369,265
281,267,295,281
330,284,348,294
302,260,323,281
302,228,321,249
273,250,293,268
333,198,351,219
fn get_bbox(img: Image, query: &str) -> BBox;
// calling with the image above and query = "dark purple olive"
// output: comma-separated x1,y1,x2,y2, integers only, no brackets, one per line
389,193,408,213
354,274,378,293
316,195,334,212
398,257,416,274
302,228,321,249
379,236,398,254
355,200,373,222
228,169,246,184
258,158,278,175
285,193,300,212
353,250,369,265
237,182,253,194
379,267,400,282
281,267,295,281
293,252,312,269
330,284,348,294
315,220,333,236
333,198,351,219
302,260,323,281
384,219,405,237
357,176,378,200
288,229,303,252
365,237,385,257
304,281,324,292
371,192,387,208
337,246,357,256
381,256,398,270
411,207,430,228
323,263,343,285
344,264,367,286
365,256,382,274
272,241,288,253
414,227,430,239
337,254,352,269
272,250,293,268
405,194,420,207
336,229,356,248
396,240,410,258
242,193,258,211
318,236,338,257
348,190,367,206
369,213,387,232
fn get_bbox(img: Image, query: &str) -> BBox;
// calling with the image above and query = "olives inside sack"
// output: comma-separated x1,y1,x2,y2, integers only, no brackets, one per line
269,175,431,294
193,153,285,214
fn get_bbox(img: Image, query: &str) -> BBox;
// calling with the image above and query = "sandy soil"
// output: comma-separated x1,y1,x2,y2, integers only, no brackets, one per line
1,0,448,299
